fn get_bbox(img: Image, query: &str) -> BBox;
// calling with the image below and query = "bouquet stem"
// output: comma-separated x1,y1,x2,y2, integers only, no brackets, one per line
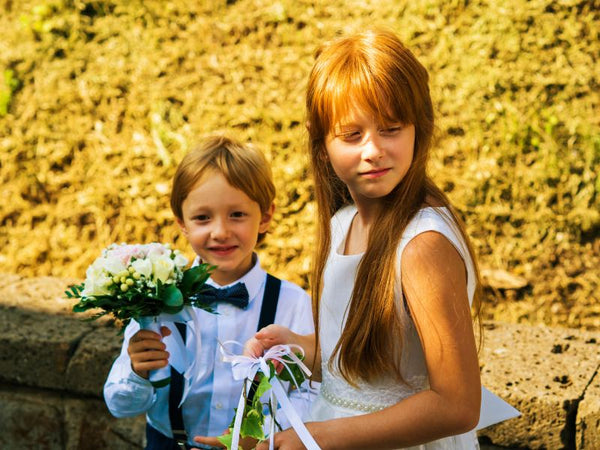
137,316,171,388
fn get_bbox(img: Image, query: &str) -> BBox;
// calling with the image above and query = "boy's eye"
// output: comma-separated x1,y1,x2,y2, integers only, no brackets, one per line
231,211,246,218
192,214,210,222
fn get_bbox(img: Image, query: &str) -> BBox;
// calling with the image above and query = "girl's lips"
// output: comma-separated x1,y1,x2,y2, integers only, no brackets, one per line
360,168,391,178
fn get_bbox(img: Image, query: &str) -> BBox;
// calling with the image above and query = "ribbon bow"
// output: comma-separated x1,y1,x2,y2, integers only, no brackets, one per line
192,282,250,309
220,341,321,450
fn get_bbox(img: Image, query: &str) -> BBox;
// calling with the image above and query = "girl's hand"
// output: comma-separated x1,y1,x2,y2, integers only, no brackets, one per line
127,326,171,378
244,324,299,356
255,423,323,450
244,324,300,373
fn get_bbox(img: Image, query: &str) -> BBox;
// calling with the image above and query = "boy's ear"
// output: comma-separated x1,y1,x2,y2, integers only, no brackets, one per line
176,217,189,237
259,203,275,234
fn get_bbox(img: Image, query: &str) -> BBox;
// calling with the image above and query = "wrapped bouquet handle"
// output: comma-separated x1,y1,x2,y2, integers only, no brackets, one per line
219,341,321,450
137,307,206,403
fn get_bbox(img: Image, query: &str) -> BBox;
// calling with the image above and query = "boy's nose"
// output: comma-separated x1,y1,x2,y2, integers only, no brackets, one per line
210,219,230,240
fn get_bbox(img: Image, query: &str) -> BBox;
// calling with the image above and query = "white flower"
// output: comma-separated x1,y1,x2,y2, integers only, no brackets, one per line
173,253,189,269
152,254,175,283
146,243,168,259
103,255,126,275
82,259,112,296
131,258,153,278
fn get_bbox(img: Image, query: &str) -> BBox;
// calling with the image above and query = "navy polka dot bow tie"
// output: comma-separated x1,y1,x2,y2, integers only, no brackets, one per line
193,282,250,309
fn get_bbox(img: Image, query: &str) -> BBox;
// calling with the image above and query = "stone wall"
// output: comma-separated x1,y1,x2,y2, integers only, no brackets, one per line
0,274,598,449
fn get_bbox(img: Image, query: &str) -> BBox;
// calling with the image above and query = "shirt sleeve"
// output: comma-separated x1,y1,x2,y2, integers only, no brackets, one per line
103,320,156,418
281,284,314,336
270,282,320,430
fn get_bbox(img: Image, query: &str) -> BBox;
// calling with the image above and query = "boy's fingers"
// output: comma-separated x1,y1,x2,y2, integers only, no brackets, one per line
131,330,163,341
193,436,225,448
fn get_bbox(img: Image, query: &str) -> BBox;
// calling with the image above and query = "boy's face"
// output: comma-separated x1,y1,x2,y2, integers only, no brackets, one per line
177,171,273,286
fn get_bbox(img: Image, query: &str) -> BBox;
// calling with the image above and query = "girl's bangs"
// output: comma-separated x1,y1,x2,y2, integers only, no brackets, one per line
319,62,413,134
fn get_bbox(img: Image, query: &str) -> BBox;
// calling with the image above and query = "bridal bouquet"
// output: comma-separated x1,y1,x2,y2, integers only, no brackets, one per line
218,343,320,450
68,242,214,388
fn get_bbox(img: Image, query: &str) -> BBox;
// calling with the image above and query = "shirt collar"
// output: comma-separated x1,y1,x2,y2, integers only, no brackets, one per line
195,253,265,305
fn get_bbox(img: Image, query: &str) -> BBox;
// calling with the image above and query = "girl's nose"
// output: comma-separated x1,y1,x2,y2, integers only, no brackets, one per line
362,136,384,161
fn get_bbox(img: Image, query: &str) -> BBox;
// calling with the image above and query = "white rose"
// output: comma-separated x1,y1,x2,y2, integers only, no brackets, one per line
152,255,175,284
173,253,189,269
146,243,168,259
82,261,112,296
131,258,153,278
103,255,126,275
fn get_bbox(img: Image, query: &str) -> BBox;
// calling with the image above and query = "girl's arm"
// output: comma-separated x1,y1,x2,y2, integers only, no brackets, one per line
245,327,322,381
258,231,481,449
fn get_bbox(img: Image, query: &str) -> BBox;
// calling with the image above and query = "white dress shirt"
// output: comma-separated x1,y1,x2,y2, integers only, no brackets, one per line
104,256,316,447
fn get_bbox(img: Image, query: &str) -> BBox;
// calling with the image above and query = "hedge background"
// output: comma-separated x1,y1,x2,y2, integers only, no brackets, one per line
1,0,598,329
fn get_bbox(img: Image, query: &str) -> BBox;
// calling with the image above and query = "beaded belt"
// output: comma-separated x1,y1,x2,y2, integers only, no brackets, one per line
320,382,388,413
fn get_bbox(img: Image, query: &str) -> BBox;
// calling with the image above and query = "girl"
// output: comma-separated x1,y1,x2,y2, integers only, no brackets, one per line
248,29,482,449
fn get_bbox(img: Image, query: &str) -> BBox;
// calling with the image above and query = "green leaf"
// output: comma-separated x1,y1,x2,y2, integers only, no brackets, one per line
276,353,307,385
254,372,272,399
217,432,234,450
240,408,265,440
163,284,183,307
180,263,214,296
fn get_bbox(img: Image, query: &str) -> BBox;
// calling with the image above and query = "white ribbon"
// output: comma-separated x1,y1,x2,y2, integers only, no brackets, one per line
220,341,321,450
137,305,205,405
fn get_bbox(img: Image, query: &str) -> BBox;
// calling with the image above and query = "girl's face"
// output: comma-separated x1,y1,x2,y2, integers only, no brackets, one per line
177,171,273,286
325,107,415,204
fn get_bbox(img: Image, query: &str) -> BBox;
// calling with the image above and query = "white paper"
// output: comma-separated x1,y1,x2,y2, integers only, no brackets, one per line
476,386,521,430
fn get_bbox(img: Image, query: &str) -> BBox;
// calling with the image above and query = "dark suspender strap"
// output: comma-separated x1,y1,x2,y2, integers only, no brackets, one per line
247,274,281,406
169,322,188,446
257,273,281,331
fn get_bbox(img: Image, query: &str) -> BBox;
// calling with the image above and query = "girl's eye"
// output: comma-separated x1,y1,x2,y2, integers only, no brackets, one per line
339,131,361,142
380,126,403,136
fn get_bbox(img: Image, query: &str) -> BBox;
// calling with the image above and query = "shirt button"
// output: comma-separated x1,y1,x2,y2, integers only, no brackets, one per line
215,402,223,409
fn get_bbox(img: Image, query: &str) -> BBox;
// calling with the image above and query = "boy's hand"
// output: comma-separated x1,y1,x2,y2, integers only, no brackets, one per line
127,326,171,379
193,430,257,450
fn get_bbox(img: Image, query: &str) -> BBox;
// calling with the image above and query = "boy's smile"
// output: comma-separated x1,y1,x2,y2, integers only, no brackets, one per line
177,170,273,286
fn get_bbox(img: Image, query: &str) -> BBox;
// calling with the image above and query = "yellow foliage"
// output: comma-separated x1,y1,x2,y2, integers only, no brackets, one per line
0,0,598,329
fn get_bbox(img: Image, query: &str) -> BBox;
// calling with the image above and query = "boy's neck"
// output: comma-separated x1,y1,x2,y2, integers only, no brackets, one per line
209,253,258,287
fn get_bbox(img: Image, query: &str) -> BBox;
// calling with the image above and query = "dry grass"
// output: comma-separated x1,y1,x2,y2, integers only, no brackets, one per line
1,0,598,329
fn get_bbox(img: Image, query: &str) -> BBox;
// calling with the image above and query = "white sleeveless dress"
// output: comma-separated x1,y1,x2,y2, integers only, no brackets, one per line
310,206,480,450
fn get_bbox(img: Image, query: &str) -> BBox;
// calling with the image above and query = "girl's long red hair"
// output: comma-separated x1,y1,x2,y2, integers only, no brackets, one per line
306,29,481,384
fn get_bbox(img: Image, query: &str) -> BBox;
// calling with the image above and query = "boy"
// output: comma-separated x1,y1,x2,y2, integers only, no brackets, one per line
104,135,315,449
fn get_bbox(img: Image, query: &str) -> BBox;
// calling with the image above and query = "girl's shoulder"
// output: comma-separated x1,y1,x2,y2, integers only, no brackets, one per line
400,206,470,264
331,204,358,233
403,207,456,242
332,204,357,223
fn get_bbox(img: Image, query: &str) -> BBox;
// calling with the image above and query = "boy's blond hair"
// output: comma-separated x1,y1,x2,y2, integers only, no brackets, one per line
170,135,275,243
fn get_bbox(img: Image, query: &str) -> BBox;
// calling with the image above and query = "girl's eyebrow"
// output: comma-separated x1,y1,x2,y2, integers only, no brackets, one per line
333,122,359,132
